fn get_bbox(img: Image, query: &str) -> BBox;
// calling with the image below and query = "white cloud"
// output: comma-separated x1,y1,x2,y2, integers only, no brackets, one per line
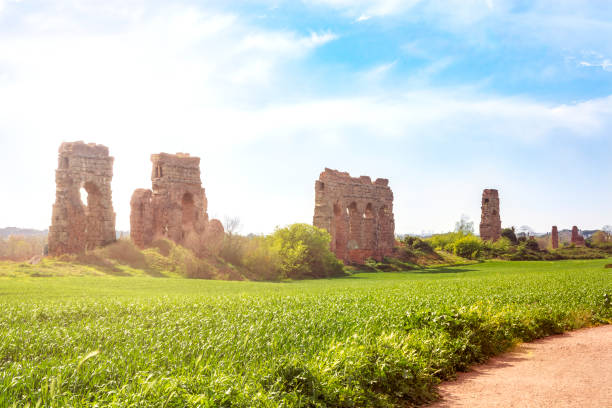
580,60,612,72
306,0,423,18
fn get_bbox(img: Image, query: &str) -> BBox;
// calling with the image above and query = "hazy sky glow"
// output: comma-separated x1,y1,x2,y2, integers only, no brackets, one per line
1,0,611,235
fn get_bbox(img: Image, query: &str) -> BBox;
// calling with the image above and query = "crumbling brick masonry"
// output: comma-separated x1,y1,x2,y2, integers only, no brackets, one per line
48,141,116,255
313,168,395,264
480,189,501,242
551,226,559,249
571,226,586,247
130,153,223,250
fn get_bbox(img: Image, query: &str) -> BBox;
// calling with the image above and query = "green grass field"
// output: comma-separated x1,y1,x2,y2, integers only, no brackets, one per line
1,260,611,407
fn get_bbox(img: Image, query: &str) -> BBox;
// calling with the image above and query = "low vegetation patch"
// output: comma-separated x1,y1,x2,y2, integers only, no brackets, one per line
0,260,609,407
420,230,608,262
0,224,345,281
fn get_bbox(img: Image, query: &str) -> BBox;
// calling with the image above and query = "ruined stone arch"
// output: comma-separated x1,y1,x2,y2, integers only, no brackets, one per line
313,168,395,264
48,142,116,255
130,153,224,253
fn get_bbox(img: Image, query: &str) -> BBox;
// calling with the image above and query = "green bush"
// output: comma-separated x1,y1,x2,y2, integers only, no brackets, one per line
402,236,435,253
269,224,344,279
524,239,540,251
453,235,483,259
426,231,467,251
142,247,176,273
501,228,518,244
150,239,174,257
553,246,607,260
167,245,213,279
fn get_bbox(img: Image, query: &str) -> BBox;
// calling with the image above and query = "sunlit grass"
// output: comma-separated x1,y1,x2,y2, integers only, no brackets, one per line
0,259,610,407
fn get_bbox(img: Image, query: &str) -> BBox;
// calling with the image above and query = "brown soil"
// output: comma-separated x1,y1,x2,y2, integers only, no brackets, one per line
428,325,612,408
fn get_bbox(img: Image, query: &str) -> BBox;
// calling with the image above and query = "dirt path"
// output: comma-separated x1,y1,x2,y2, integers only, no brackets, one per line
428,325,612,408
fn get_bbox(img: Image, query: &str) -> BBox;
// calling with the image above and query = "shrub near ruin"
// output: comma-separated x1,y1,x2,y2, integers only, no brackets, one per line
269,223,345,279
453,235,483,259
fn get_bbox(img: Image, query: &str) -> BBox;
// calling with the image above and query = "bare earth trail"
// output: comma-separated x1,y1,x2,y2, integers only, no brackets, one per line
428,325,612,408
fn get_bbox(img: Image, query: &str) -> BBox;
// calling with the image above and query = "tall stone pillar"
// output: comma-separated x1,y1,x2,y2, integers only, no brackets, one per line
479,189,501,241
551,226,559,249
571,226,586,247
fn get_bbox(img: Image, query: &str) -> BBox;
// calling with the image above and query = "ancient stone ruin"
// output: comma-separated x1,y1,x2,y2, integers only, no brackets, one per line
551,226,559,249
480,189,501,241
571,226,586,247
130,153,223,252
313,168,395,264
48,142,116,255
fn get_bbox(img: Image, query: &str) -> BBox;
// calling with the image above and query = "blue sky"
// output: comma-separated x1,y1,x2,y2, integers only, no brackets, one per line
0,0,611,234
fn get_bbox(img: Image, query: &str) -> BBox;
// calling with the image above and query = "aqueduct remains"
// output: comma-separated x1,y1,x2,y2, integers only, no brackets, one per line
479,189,502,242
313,168,395,264
48,142,116,255
130,153,224,250
48,142,591,263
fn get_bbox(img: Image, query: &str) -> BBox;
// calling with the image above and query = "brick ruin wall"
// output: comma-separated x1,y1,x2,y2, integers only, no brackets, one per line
551,226,559,249
571,226,586,247
48,142,116,255
130,153,223,250
313,168,395,264
479,189,502,241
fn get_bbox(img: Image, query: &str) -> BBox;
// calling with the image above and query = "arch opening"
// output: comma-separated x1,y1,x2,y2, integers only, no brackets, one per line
80,182,103,250
182,192,195,230
364,203,374,219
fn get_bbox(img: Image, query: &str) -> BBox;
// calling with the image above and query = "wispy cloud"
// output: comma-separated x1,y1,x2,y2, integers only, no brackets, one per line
579,52,612,72
580,60,612,71
306,0,423,19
